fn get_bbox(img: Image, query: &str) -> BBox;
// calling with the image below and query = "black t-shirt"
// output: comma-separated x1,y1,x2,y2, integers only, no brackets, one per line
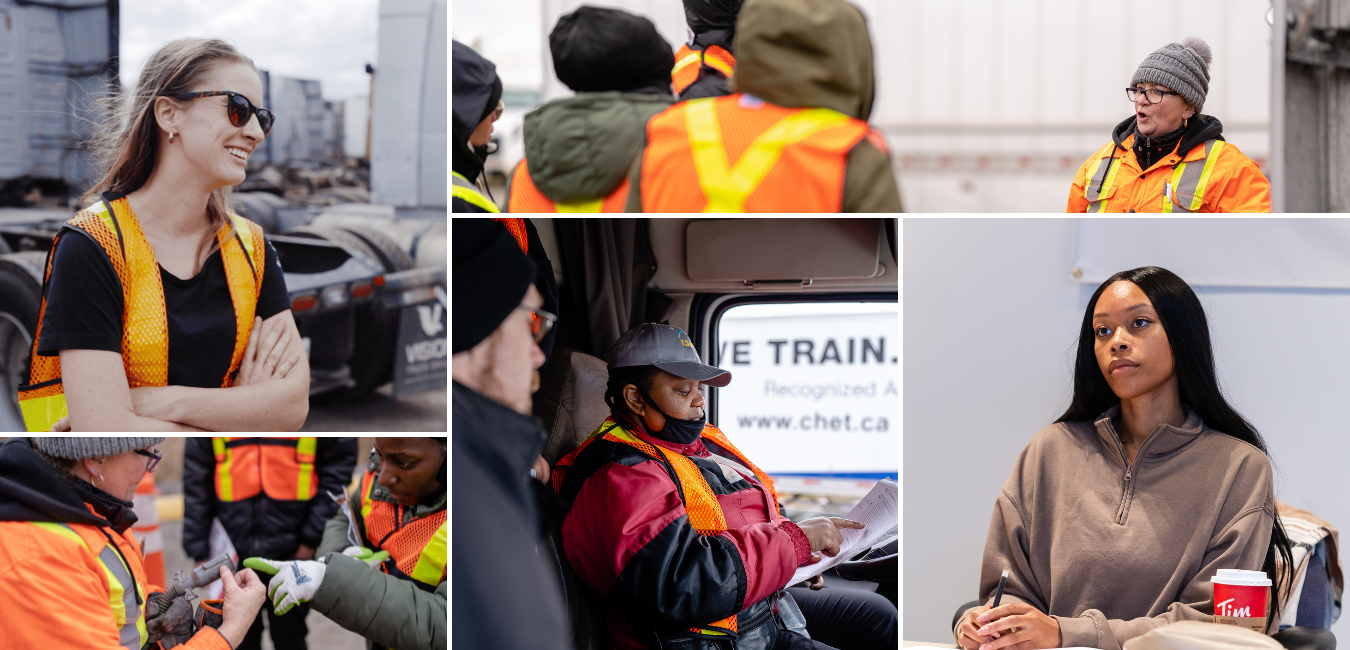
37,228,290,388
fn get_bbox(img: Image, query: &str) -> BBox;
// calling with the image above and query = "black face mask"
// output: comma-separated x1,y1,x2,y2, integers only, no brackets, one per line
637,387,707,445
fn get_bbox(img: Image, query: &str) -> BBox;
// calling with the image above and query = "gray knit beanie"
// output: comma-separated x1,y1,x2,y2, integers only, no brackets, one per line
1132,36,1212,113
31,437,166,460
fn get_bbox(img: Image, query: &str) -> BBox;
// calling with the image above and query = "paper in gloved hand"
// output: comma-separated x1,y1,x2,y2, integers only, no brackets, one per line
145,591,196,649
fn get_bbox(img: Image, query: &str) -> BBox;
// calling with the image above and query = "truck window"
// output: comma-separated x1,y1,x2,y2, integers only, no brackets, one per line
712,301,896,511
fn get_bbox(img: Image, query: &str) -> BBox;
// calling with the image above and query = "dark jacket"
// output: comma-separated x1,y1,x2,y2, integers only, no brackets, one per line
313,451,447,650
453,40,502,213
452,381,571,650
182,437,358,561
557,417,810,650
626,0,902,212
679,0,740,100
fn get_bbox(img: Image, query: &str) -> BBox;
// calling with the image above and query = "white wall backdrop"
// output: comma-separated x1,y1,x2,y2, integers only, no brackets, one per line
903,218,1350,643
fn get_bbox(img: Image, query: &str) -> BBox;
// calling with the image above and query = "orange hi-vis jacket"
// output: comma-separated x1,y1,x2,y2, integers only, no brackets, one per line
0,512,231,650
17,196,267,431
640,93,874,212
211,437,320,502
672,43,736,96
355,463,448,592
1066,134,1271,213
552,417,779,637
506,158,630,212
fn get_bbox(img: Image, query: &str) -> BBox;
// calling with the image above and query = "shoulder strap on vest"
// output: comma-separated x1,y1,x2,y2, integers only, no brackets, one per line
219,214,266,387
453,172,500,213
1162,139,1225,213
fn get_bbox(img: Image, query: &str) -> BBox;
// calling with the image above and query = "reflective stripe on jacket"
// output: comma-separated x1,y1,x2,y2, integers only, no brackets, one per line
1067,134,1270,213
17,196,266,431
640,94,870,212
672,43,736,96
554,417,796,648
506,158,629,213
211,437,319,502
358,466,448,591
452,171,500,213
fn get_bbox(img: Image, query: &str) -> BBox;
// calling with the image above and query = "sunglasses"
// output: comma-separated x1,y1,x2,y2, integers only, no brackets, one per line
134,447,162,472
170,91,274,135
519,304,557,342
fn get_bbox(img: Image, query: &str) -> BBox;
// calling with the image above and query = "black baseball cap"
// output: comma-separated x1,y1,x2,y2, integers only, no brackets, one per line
607,323,731,387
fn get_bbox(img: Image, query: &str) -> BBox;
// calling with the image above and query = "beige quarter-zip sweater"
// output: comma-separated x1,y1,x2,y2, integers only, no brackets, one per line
970,405,1275,650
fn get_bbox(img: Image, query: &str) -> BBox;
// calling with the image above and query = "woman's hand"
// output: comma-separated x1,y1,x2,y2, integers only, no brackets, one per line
216,566,266,648
795,517,865,559
237,316,302,386
972,603,1061,650
957,605,992,649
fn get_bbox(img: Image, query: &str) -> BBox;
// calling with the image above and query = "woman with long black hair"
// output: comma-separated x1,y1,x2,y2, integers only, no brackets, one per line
955,266,1293,650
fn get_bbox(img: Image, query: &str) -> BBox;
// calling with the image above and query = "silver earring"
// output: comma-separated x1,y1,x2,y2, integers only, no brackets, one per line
169,132,175,142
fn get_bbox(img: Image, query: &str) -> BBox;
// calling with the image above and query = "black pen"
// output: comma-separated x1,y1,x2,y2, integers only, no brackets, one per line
992,568,1008,608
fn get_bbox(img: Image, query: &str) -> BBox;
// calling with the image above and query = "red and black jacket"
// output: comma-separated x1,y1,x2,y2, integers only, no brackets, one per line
556,418,812,650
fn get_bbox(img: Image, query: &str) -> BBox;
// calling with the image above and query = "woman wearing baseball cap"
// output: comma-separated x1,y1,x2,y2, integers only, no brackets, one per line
1066,37,1269,213
551,323,897,650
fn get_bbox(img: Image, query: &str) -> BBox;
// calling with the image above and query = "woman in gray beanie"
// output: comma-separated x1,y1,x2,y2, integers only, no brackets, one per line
1066,36,1270,213
0,437,268,649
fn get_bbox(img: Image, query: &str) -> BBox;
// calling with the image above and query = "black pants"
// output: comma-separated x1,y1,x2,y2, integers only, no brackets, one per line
777,587,897,650
238,602,309,650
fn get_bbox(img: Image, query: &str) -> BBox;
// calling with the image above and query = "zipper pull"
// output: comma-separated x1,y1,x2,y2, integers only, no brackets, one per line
1124,466,1132,481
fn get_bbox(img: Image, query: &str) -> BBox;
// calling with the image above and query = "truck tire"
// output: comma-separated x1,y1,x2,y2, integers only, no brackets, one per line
0,252,45,431
338,224,414,273
284,226,398,402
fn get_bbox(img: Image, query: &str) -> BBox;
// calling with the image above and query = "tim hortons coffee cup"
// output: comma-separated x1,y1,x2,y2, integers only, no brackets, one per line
1211,569,1271,632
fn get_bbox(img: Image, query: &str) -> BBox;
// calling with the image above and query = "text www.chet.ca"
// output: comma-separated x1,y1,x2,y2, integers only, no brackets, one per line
735,413,890,432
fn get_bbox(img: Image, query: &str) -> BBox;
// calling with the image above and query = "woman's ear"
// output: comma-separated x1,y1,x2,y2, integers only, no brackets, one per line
153,96,181,139
623,384,646,418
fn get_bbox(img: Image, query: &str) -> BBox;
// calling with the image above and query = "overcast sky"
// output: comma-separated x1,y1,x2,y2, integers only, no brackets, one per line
121,0,380,101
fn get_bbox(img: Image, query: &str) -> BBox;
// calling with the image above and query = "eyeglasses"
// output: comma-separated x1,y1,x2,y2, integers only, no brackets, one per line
519,305,557,342
1126,87,1184,105
170,91,275,135
134,447,162,472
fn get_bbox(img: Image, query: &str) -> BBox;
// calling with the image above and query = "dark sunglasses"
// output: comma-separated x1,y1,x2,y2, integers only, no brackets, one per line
134,447,162,471
171,91,274,135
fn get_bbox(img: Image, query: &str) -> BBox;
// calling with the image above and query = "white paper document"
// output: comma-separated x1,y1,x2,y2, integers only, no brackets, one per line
787,478,897,587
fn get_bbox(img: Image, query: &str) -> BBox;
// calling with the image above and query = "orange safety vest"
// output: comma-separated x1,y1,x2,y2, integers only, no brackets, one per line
672,43,736,96
17,196,266,431
211,437,319,502
553,417,779,636
505,158,630,213
356,465,448,591
640,93,871,212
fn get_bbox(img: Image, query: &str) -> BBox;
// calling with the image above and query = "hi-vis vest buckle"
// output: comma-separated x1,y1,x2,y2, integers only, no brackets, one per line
17,196,265,432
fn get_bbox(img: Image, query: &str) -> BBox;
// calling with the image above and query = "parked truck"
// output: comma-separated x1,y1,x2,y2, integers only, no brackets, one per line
0,0,446,431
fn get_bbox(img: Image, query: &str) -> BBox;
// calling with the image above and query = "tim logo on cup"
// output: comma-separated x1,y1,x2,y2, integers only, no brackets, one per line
1211,569,1270,633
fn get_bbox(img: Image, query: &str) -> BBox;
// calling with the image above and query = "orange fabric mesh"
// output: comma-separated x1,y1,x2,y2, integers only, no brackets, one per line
25,230,64,389
641,94,869,212
508,158,631,213
220,218,263,387
218,439,262,501
491,217,529,253
702,45,736,78
361,469,448,581
701,426,780,517
672,44,701,95
18,381,63,400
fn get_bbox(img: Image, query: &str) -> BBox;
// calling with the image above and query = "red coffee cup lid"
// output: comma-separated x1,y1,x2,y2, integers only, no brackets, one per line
1211,569,1271,587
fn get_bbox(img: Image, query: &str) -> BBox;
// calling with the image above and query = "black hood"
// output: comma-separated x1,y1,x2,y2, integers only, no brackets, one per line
453,40,502,181
685,0,743,51
1111,113,1225,158
0,438,139,533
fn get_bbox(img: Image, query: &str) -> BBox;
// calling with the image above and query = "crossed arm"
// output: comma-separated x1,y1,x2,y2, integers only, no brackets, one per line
58,310,309,431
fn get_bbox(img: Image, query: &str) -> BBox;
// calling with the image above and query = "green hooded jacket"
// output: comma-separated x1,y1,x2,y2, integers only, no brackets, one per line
505,92,674,207
313,452,446,650
625,0,902,212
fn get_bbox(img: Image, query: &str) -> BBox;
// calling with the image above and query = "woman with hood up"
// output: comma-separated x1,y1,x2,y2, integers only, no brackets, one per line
1065,37,1270,213
504,6,674,213
453,40,505,213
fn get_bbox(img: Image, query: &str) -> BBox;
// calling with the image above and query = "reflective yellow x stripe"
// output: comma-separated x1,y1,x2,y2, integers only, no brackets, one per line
684,99,853,212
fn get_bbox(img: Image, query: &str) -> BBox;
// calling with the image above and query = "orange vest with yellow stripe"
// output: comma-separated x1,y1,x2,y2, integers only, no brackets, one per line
356,464,448,592
211,437,319,502
640,93,872,212
17,196,266,432
673,43,736,96
553,417,779,636
506,158,630,213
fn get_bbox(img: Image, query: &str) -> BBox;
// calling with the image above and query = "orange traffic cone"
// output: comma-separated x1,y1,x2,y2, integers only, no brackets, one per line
133,473,166,587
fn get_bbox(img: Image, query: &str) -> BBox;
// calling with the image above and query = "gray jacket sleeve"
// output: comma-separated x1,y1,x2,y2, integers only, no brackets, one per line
842,139,902,213
312,553,446,650
317,504,353,559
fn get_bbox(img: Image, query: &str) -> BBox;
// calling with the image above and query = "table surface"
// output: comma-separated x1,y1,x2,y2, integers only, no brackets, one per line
904,642,959,649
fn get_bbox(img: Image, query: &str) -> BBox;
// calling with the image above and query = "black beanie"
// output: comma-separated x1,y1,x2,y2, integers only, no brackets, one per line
550,6,674,93
452,219,537,354
683,0,744,33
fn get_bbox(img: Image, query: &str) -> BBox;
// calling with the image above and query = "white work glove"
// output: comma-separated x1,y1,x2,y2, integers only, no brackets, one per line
243,558,326,615
337,546,390,568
